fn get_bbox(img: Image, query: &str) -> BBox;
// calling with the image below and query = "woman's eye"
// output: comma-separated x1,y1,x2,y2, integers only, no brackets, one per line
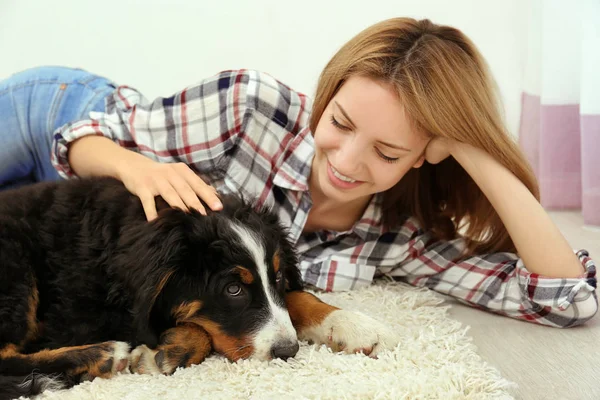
225,284,242,297
275,270,283,283
375,148,399,164
330,115,351,131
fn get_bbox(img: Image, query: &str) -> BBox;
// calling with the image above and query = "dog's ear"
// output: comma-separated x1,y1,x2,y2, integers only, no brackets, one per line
130,267,176,348
113,209,190,348
280,244,303,292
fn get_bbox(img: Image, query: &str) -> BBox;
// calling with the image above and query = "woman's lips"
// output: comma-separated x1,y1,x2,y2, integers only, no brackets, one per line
327,161,363,190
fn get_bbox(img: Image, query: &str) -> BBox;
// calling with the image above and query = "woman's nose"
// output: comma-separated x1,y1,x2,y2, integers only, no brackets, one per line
336,137,364,172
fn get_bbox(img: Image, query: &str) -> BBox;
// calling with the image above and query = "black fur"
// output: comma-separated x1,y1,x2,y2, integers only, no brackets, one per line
0,374,65,400
0,177,303,398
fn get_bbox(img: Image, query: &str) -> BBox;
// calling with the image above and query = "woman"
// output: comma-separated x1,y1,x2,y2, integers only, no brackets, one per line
1,18,596,328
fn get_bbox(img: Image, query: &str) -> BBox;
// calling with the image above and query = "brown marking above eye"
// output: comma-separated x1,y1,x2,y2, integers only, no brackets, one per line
234,266,254,285
273,251,281,274
172,301,203,322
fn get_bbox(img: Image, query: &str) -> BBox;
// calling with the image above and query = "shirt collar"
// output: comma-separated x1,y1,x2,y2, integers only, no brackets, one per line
349,193,386,241
272,127,314,192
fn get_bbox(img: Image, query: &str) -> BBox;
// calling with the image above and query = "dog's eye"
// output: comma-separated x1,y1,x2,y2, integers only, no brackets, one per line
275,270,283,283
225,284,242,297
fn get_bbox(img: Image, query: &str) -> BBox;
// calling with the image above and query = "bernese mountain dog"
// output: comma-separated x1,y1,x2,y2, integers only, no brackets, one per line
0,177,398,399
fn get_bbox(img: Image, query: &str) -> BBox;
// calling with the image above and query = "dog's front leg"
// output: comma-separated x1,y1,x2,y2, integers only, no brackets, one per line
130,323,212,375
285,291,400,357
0,341,131,387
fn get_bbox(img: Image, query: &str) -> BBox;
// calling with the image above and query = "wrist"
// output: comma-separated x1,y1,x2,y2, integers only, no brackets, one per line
114,149,154,181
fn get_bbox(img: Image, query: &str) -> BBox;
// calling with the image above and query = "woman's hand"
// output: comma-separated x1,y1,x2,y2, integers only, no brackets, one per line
118,158,222,221
424,136,455,164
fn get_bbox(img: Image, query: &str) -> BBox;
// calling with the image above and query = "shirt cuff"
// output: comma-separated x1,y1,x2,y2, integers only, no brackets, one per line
517,249,597,311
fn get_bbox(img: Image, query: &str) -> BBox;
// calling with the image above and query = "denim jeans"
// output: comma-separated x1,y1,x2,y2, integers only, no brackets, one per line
0,66,115,190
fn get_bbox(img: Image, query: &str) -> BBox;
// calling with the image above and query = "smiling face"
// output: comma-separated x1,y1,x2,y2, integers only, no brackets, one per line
310,75,430,208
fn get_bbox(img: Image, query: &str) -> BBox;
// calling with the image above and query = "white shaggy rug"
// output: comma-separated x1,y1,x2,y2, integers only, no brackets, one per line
26,281,516,400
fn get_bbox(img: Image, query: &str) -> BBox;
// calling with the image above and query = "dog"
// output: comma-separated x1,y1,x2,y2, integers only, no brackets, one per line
0,177,398,399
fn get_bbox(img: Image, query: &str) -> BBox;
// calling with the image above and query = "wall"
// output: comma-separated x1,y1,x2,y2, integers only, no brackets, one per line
0,0,528,135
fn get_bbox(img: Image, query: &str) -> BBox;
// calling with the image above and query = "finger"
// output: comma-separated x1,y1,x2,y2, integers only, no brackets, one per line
156,181,190,213
166,171,207,215
139,191,158,221
180,185,207,215
180,168,222,211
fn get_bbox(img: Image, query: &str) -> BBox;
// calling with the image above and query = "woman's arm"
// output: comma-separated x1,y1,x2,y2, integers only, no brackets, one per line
53,70,311,221
393,236,596,327
52,70,257,220
69,135,148,180
444,140,584,278
68,136,220,220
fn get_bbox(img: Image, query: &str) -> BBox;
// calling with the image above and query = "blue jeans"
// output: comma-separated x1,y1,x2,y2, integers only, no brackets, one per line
0,66,115,190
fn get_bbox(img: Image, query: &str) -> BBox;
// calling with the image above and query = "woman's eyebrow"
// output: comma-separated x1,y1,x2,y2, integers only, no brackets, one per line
376,140,412,152
334,101,357,129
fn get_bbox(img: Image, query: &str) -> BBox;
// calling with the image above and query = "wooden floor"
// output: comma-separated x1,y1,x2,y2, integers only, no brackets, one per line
442,211,600,400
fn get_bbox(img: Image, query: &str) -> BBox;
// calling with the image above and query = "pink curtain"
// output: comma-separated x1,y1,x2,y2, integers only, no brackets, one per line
518,0,600,227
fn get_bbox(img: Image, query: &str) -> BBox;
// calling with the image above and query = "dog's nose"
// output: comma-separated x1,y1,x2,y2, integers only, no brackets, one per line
270,340,299,361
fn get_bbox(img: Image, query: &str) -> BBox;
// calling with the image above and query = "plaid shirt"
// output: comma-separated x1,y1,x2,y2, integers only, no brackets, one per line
52,69,598,328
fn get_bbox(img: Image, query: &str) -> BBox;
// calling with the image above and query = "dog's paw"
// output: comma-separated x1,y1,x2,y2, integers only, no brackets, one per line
299,310,399,357
130,345,164,375
130,344,185,375
77,341,131,381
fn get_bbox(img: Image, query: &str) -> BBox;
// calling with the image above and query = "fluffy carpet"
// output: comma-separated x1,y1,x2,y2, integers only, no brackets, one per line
25,281,516,400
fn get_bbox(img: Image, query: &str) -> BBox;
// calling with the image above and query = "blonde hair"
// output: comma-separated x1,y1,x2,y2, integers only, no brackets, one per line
310,17,539,256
